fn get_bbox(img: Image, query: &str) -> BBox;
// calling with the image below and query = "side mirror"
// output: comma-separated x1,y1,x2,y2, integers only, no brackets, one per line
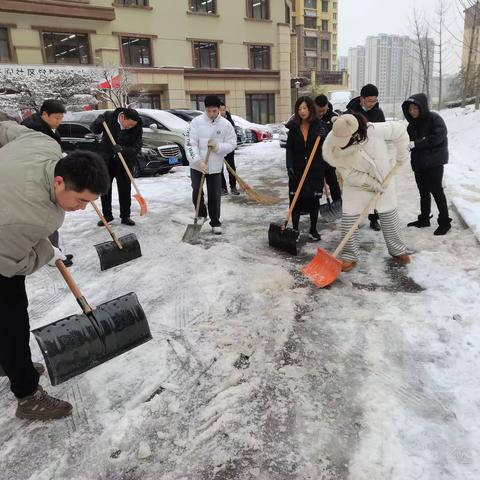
84,133,97,140
149,123,158,130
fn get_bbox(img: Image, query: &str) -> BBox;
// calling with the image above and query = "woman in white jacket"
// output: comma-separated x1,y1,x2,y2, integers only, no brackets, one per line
322,113,411,271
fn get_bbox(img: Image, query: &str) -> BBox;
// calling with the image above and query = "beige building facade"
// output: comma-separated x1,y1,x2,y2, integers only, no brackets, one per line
0,0,293,122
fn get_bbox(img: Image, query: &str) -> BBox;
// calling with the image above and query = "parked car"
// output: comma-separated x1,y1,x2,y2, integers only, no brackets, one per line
231,115,273,143
68,109,190,165
57,120,182,177
278,122,288,148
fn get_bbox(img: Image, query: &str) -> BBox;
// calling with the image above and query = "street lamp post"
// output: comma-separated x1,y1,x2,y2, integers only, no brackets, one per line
294,80,300,100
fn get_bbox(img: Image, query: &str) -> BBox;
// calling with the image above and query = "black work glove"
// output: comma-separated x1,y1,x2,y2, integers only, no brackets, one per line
287,167,295,180
112,145,123,154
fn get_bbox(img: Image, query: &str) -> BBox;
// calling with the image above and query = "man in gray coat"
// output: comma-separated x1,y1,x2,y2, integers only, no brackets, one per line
0,115,109,420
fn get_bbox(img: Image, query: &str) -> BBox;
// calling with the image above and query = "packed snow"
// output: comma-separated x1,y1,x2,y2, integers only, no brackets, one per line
1,108,479,480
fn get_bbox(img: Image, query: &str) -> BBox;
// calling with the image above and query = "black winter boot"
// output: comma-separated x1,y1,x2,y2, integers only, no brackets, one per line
407,215,431,228
434,218,452,236
368,213,381,231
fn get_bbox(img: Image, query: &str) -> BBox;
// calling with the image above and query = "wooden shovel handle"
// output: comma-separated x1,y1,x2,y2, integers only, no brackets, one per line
102,121,142,198
283,135,321,227
90,201,123,250
194,147,212,222
333,162,401,258
55,259,93,315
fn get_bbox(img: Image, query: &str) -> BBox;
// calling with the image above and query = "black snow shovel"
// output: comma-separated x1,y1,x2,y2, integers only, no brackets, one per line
268,136,321,255
91,201,142,271
319,183,342,223
182,146,212,244
32,260,152,386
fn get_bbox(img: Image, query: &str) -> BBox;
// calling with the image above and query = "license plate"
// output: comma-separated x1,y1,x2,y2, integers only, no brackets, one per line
168,157,179,165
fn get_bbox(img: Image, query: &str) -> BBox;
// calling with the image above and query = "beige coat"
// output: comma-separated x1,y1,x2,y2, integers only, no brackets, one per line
0,121,64,277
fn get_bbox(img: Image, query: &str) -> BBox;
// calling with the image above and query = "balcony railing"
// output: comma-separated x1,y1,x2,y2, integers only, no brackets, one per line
299,70,344,85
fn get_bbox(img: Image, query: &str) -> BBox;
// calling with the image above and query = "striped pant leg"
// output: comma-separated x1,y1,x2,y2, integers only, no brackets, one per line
378,209,407,257
339,214,360,262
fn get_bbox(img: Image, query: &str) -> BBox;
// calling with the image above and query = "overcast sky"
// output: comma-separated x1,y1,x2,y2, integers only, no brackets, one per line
338,0,464,74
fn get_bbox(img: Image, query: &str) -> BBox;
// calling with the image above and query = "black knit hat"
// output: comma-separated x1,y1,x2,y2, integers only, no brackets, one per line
204,95,222,108
360,84,379,98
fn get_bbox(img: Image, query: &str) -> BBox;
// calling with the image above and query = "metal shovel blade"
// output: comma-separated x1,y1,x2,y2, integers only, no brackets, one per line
320,198,342,223
94,233,142,271
32,292,152,386
182,222,203,244
268,223,298,255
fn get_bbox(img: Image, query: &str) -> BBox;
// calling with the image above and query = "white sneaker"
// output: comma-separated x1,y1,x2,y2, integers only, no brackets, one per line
196,217,207,226
212,226,222,235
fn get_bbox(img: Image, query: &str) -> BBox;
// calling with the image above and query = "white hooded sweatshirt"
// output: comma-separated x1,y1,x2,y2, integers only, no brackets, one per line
186,112,237,174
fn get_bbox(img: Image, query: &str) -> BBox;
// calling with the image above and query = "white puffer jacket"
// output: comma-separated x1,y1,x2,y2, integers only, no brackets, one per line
186,113,237,174
323,121,410,215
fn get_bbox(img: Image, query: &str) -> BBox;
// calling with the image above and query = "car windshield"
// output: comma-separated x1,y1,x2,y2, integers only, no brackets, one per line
140,109,189,131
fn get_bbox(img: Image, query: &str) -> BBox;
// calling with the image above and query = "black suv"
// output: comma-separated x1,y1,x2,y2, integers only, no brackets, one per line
58,121,182,177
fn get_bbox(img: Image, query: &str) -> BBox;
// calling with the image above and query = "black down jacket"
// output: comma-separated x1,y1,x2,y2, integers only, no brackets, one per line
286,118,328,204
346,96,386,123
21,113,62,146
402,93,448,172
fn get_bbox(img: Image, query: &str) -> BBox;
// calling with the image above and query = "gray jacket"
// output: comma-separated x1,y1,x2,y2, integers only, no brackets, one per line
0,121,65,277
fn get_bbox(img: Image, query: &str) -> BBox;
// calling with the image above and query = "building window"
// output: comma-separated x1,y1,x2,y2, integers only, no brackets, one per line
246,0,269,20
191,93,225,110
246,93,275,124
304,16,317,29
305,57,317,70
322,0,329,12
304,37,318,50
132,93,161,109
333,2,337,10
193,41,218,68
0,27,12,63
322,20,328,31
321,39,330,52
304,0,317,8
249,45,271,70
117,0,149,5
321,58,330,70
189,0,216,14
42,31,91,64
121,36,152,66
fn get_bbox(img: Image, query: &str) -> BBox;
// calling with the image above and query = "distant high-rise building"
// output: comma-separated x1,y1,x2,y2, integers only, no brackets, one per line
348,34,434,105
348,46,365,93
337,55,348,71
462,3,480,95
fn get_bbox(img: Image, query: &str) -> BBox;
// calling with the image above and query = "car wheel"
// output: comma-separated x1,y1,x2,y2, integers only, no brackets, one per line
131,161,141,178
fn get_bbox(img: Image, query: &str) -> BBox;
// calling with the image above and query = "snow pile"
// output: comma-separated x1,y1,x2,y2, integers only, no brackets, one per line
442,106,480,241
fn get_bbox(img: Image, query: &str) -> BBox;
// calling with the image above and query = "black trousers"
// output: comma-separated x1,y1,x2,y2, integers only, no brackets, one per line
190,169,222,227
0,275,39,398
414,165,450,223
101,155,132,219
292,202,320,233
221,154,237,190
324,163,342,202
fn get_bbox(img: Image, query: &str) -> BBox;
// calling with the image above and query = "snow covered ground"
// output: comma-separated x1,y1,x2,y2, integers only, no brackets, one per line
1,120,480,479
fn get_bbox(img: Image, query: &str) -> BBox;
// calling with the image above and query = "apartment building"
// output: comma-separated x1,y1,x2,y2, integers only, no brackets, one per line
0,0,293,123
462,2,480,94
291,0,343,85
347,45,365,93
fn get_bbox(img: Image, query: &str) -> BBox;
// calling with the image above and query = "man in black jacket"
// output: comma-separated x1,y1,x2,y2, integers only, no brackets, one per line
314,95,342,203
346,83,385,230
90,108,143,226
21,99,73,266
402,93,451,235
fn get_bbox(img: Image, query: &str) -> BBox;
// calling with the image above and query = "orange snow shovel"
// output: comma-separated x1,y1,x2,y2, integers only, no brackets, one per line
103,121,148,216
301,162,401,288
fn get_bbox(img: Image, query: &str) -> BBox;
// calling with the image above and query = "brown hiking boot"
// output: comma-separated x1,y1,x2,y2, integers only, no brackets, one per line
393,254,411,265
0,362,45,377
16,386,72,420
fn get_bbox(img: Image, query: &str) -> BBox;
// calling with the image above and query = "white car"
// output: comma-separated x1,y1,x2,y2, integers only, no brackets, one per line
231,114,273,142
278,122,288,148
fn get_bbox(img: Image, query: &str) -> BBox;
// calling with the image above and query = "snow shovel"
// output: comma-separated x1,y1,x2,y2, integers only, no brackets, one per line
223,160,279,205
301,162,401,288
103,121,148,216
32,260,152,386
91,201,142,271
268,136,321,255
319,182,342,222
182,147,212,244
